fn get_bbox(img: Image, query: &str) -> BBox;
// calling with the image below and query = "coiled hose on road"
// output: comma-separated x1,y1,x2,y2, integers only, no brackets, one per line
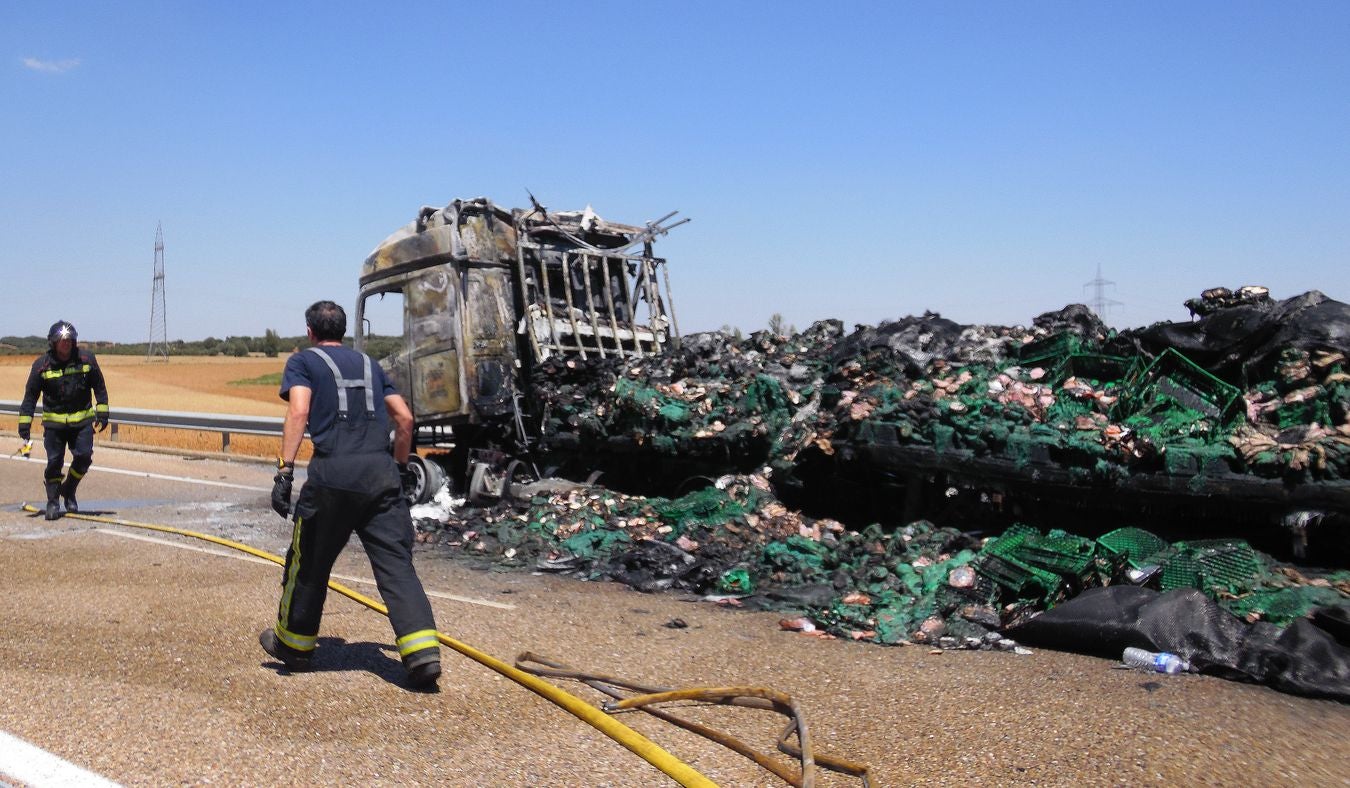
21,504,714,787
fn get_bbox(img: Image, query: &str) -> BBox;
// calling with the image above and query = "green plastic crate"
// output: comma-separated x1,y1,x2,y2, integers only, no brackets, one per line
1159,540,1264,593
1189,539,1265,592
1062,353,1133,385
983,523,1041,555
1159,550,1201,591
1097,527,1170,569
1224,585,1347,627
1117,348,1242,420
1016,333,1082,369
1015,534,1098,576
975,554,1062,599
976,526,1066,602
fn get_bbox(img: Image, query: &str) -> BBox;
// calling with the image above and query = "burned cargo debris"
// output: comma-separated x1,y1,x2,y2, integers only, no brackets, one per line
525,289,1350,559
412,471,1350,701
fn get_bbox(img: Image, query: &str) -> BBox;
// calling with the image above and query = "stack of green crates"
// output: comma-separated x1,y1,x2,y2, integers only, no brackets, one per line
975,525,1066,604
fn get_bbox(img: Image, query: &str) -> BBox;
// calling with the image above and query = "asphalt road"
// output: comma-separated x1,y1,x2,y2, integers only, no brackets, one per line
1,443,1347,786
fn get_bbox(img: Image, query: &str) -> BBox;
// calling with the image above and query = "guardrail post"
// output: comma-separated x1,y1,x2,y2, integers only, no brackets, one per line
110,423,119,442
222,431,231,453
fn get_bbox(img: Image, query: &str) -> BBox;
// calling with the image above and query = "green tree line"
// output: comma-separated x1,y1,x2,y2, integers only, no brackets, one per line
0,332,405,359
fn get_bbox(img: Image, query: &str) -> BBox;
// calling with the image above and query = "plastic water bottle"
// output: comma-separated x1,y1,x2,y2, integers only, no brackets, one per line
1122,647,1191,674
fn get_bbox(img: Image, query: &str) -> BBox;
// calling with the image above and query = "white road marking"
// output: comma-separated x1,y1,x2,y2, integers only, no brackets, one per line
93,528,516,610
2,453,271,492
95,528,274,566
0,729,121,787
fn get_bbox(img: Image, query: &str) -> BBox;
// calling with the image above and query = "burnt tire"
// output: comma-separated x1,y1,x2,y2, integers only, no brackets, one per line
406,455,447,504
501,459,537,500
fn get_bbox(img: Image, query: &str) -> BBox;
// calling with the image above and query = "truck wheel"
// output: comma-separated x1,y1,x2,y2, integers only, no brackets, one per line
407,455,447,504
501,459,537,500
467,461,492,506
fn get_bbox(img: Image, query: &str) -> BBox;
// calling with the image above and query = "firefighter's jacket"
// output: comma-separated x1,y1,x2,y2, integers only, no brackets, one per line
19,348,109,430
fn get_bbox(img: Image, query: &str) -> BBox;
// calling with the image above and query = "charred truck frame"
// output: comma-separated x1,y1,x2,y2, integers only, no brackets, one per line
355,197,686,502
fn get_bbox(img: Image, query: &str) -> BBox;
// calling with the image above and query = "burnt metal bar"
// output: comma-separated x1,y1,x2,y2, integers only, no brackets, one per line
580,254,608,358
659,257,680,347
515,243,545,362
558,252,588,358
638,258,662,353
599,254,627,357
534,243,563,359
619,257,644,358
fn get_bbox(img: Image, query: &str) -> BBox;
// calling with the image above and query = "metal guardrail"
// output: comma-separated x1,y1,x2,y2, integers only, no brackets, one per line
0,400,284,453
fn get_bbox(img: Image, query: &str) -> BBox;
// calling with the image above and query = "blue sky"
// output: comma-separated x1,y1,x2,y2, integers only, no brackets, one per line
3,2,1348,343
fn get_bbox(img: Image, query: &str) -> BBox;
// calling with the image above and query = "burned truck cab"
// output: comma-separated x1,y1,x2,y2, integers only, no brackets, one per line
357,200,520,430
356,196,683,501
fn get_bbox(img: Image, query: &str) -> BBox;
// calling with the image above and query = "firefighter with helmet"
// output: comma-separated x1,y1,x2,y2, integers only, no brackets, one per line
17,320,110,520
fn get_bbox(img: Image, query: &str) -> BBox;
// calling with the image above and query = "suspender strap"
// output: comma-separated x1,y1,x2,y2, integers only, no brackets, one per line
306,347,376,416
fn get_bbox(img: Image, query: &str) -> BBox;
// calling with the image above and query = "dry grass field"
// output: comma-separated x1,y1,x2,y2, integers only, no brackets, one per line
0,354,304,459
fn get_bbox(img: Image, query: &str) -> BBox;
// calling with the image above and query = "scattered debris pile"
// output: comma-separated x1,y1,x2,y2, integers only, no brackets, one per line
410,287,1350,700
414,474,1349,653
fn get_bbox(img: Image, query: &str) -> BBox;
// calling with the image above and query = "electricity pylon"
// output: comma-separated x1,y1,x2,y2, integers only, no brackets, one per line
147,223,169,362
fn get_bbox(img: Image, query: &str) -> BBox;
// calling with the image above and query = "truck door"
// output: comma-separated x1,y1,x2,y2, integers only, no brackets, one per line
462,265,516,419
357,287,415,402
406,264,464,420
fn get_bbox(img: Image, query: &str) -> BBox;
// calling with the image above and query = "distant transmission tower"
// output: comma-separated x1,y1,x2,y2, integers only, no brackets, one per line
147,223,169,362
1083,263,1122,320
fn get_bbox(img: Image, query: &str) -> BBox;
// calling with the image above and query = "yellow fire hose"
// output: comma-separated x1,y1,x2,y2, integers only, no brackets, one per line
21,504,715,788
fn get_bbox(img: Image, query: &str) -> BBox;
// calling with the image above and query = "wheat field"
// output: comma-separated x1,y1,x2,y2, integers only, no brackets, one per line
0,354,306,459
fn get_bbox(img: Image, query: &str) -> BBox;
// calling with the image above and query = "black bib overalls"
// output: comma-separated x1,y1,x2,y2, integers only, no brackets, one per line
271,347,439,668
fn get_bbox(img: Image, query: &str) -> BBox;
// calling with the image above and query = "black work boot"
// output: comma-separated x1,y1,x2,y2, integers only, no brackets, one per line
44,481,61,521
404,649,441,689
59,477,80,514
258,629,313,672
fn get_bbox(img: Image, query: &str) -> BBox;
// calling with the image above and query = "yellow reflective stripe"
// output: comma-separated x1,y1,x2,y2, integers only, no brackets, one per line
396,629,440,656
39,365,91,379
278,515,304,631
275,624,317,653
95,403,109,413
46,476,64,483
68,468,85,480
17,415,32,424
41,408,96,424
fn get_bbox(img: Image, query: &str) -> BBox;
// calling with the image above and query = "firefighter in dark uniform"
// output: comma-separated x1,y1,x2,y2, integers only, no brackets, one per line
260,300,441,689
18,320,109,520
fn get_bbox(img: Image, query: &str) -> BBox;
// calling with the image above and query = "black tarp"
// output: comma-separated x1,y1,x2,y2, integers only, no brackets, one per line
1004,586,1350,702
1129,290,1350,385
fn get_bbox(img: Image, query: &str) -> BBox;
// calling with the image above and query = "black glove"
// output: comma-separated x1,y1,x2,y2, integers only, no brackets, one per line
398,463,418,499
271,461,295,518
17,424,29,442
95,413,109,433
